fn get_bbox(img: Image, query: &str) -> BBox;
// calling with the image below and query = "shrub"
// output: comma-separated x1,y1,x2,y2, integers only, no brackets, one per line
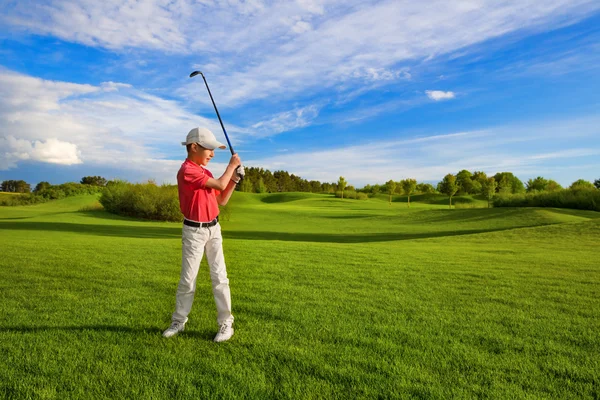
99,181,182,221
0,183,102,206
334,190,363,200
493,188,600,212
0,193,42,206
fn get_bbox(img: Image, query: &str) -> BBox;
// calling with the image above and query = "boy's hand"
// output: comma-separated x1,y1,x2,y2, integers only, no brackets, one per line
228,154,241,169
234,165,245,182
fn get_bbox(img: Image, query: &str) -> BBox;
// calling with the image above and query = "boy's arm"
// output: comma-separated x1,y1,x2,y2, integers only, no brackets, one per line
216,180,237,206
204,154,241,191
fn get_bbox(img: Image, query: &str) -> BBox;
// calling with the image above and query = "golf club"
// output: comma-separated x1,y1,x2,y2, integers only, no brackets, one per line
190,71,244,182
189,71,235,155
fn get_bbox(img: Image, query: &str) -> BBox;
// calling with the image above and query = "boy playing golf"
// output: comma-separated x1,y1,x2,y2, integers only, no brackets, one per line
163,127,242,342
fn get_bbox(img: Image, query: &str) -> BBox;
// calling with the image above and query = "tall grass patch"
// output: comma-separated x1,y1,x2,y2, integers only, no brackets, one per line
334,190,368,200
494,188,600,211
99,181,181,221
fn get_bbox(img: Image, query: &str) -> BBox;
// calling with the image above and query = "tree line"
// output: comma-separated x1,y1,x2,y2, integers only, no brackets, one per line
236,167,338,194
3,171,599,211
1,176,107,193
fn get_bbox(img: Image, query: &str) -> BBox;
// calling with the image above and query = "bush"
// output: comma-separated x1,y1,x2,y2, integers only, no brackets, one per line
0,193,44,206
99,181,182,221
493,188,600,212
334,190,367,200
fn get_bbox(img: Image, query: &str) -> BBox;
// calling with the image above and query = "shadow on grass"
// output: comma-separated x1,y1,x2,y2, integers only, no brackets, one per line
0,221,181,239
0,220,556,243
224,227,524,243
0,325,215,340
0,219,532,242
0,325,162,334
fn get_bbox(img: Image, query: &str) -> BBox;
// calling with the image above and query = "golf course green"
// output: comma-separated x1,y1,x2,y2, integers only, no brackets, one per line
1,193,598,399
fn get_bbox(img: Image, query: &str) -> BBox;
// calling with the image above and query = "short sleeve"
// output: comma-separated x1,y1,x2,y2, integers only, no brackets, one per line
183,165,210,189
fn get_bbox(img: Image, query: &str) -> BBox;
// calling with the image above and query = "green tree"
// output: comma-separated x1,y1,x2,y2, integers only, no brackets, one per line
239,178,253,193
274,171,292,192
481,177,498,208
309,180,321,193
257,177,267,193
569,179,595,191
498,176,512,195
594,179,600,190
33,181,51,193
546,180,562,192
470,179,482,195
337,176,347,199
386,180,396,204
526,176,549,192
1,180,31,193
321,182,334,193
401,179,417,207
472,171,488,185
438,174,458,208
416,183,436,194
456,170,474,194
493,172,525,194
80,176,107,186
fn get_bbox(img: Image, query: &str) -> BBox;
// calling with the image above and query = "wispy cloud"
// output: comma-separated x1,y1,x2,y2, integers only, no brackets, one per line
425,90,455,101
9,1,594,106
176,0,600,106
251,105,320,137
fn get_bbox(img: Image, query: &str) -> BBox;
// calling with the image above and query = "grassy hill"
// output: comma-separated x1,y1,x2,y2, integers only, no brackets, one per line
1,193,599,398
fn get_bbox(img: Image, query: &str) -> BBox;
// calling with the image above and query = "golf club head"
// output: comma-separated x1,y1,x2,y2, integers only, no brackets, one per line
189,71,203,78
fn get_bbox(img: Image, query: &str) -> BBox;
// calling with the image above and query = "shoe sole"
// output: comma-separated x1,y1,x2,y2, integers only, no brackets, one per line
163,327,185,338
214,329,234,343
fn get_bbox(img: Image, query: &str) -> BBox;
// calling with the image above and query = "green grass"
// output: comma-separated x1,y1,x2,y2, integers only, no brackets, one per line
1,193,599,399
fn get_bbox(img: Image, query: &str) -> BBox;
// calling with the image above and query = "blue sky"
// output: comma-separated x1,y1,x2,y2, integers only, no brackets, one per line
1,0,599,188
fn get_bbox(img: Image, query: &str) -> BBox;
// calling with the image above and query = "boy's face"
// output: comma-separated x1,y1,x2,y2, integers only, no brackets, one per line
189,144,214,166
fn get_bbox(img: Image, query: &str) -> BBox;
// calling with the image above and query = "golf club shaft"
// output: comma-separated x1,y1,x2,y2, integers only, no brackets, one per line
190,71,235,155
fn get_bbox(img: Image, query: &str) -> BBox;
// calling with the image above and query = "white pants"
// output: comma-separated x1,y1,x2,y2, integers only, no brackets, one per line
172,222,234,326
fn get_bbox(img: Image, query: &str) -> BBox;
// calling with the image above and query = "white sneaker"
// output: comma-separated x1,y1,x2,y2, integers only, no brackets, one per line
162,321,185,338
214,322,234,342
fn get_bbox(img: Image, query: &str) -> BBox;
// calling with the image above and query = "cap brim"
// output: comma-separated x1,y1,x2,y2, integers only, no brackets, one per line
205,139,227,150
181,140,226,149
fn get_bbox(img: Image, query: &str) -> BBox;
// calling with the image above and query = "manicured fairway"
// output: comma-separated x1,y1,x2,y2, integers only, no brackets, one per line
1,193,599,399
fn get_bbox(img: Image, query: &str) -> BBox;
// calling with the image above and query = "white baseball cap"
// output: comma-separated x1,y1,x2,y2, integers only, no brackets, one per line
181,127,226,150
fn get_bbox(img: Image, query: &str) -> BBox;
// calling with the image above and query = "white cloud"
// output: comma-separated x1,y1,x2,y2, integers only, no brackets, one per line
4,0,188,52
425,90,456,101
251,105,320,136
0,70,317,181
177,0,600,106
0,70,236,177
101,82,133,92
6,1,599,106
296,0,325,15
292,20,312,34
0,136,82,169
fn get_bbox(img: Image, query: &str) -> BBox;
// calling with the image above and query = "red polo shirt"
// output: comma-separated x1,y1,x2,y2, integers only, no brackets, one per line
177,159,220,222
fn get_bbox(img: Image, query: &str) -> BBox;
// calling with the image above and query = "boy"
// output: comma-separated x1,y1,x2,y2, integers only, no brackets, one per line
163,127,242,342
